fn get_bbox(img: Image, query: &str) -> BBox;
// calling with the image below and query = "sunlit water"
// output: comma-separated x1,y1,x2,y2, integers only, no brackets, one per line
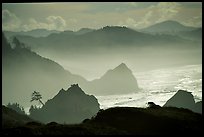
96,64,202,109
24,64,202,114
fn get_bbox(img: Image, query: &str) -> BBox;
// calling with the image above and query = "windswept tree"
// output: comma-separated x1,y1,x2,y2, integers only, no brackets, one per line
31,91,44,106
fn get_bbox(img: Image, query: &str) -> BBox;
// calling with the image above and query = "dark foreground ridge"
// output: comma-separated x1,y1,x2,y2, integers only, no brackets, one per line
2,106,202,135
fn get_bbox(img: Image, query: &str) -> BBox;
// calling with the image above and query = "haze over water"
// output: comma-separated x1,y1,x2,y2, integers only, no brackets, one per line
3,2,202,114
97,64,202,109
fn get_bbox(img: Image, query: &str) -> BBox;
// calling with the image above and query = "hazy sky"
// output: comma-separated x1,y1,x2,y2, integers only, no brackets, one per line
2,2,202,32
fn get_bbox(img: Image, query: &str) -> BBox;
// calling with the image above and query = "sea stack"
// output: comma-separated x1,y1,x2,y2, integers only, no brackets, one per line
163,90,202,114
87,63,139,95
29,84,100,124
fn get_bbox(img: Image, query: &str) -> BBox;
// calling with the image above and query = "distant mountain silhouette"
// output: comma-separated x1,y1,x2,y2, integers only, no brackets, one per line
4,29,61,39
3,33,140,105
141,20,197,33
8,25,201,73
6,24,201,73
177,28,202,41
5,28,95,39
163,90,202,114
29,84,100,124
85,63,139,95
140,21,201,42
10,25,196,53
75,28,95,35
2,32,87,107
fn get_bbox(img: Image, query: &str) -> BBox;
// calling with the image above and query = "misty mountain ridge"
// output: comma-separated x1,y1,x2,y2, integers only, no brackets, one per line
4,22,201,57
2,33,87,107
75,28,95,35
177,27,202,41
10,24,200,57
4,20,200,45
141,20,198,33
4,29,61,39
3,32,141,107
4,28,94,41
2,18,202,106
3,20,198,37
140,20,201,43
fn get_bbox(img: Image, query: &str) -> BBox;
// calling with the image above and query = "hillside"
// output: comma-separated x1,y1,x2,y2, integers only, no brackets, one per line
2,106,202,135
89,107,202,135
2,105,34,128
2,32,87,107
3,32,143,106
178,28,202,41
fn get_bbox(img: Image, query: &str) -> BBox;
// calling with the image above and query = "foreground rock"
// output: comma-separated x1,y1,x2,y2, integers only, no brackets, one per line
29,84,100,124
163,90,202,114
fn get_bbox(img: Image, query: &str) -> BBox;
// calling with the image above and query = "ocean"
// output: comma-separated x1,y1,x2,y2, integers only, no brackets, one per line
24,64,202,114
96,64,202,109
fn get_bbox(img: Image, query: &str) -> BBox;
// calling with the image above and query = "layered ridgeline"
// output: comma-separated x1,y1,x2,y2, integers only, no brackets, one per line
140,20,197,33
4,29,61,38
8,22,201,52
84,63,139,95
2,32,87,107
2,33,139,107
10,24,201,55
5,20,201,76
29,84,100,124
140,20,202,41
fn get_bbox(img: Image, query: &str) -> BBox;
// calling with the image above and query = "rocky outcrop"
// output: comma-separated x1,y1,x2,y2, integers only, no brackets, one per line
193,101,202,114
86,63,139,95
29,84,100,124
163,90,202,114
